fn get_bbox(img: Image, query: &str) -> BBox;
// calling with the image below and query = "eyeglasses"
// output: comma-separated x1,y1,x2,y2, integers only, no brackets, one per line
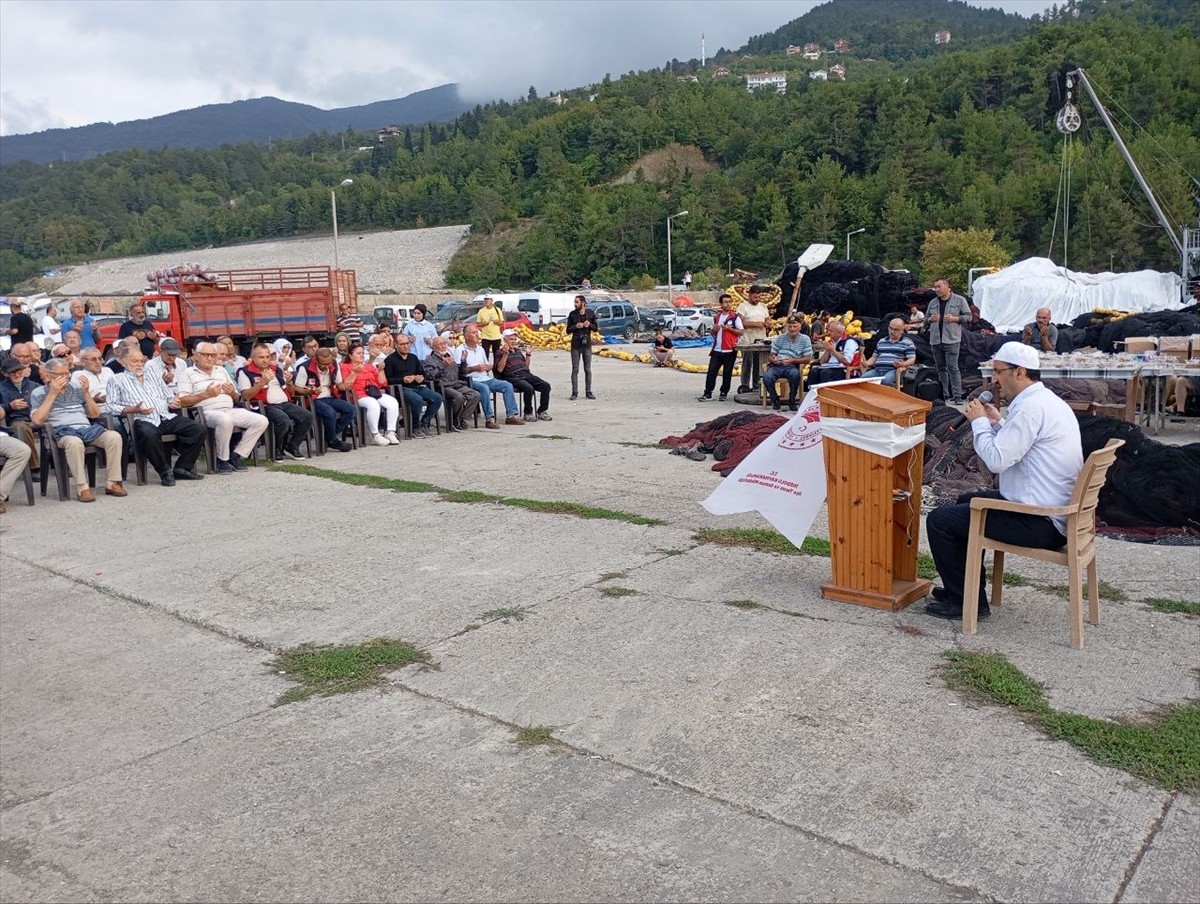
991,365,1014,375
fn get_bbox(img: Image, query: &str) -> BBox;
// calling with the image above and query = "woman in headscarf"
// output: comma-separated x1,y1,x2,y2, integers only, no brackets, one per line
333,331,352,363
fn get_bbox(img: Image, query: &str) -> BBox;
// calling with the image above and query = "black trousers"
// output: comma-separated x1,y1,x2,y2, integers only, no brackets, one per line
508,375,551,415
703,350,737,397
262,402,314,451
133,415,205,476
926,491,1067,608
482,338,501,359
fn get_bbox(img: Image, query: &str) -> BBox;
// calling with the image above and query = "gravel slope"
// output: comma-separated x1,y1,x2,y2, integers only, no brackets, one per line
51,225,470,295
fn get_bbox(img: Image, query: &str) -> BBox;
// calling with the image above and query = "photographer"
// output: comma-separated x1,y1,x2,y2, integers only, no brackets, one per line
495,329,552,422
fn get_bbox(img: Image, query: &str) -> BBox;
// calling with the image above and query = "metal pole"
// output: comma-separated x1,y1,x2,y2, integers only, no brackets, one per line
1070,68,1183,257
331,188,341,270
845,227,865,261
667,217,673,306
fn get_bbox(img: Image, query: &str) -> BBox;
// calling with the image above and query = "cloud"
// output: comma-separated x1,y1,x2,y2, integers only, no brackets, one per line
0,0,1056,136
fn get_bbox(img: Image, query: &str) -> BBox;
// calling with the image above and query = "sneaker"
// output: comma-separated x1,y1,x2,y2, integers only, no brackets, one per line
456,419,469,431
536,412,552,421
505,416,526,426
420,425,433,437
372,433,391,446
335,440,354,452
229,452,248,471
585,392,596,400
523,412,536,421
283,447,305,461
718,394,728,402
697,395,712,402
385,430,401,444
570,394,578,401
215,459,234,474
952,396,966,405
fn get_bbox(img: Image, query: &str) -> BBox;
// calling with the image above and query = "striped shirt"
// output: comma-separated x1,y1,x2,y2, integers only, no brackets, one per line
870,336,916,371
106,370,177,426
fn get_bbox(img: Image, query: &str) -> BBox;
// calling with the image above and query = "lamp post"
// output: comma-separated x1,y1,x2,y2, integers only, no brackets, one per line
331,178,353,269
666,209,688,305
845,227,866,261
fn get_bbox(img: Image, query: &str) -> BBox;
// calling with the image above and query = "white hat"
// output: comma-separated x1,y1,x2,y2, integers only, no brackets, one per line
991,341,1039,371
501,328,517,337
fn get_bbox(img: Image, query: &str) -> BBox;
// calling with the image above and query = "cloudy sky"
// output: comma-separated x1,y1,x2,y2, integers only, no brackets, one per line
0,0,1055,136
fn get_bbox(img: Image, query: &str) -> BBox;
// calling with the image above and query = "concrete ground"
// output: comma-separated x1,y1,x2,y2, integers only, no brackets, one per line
2,346,1198,904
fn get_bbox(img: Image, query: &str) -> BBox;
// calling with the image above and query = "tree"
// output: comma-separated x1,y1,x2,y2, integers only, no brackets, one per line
919,227,1012,286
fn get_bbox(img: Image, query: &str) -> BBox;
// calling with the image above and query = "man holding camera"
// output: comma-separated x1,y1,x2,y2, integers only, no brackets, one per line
495,329,552,421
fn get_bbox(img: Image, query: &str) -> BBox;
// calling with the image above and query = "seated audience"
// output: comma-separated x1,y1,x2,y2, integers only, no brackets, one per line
144,337,187,391
808,320,859,386
237,342,314,461
762,317,813,411
72,348,115,401
296,347,355,452
339,344,399,446
30,357,126,502
495,329,552,421
384,335,442,436
421,335,480,431
1021,308,1058,352
0,356,39,470
0,419,32,514
860,318,916,387
458,324,523,428
176,342,269,473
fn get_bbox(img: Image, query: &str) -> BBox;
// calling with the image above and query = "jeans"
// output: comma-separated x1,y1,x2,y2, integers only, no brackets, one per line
472,378,517,419
762,364,801,406
860,367,900,387
261,402,314,452
508,374,551,415
314,397,356,443
570,346,593,394
703,350,737,397
402,385,443,427
133,415,206,476
931,342,962,400
926,491,1067,609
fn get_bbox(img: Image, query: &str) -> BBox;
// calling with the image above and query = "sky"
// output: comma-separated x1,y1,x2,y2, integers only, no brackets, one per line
0,0,1057,137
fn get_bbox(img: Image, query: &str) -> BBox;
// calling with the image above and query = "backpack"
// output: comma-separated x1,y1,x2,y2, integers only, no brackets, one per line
902,364,942,401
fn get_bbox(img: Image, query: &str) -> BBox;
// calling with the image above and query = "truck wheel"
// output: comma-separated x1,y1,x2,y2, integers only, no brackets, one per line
623,325,636,340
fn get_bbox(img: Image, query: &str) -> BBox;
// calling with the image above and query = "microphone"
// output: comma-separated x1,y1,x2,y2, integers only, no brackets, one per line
978,390,993,404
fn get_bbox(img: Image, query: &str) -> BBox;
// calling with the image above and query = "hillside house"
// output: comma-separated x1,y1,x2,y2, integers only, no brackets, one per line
376,125,404,140
803,42,820,53
746,72,787,94
786,45,803,55
834,39,850,53
802,50,821,61
713,66,732,77
548,94,566,106
809,69,829,81
828,64,846,80
676,75,699,83
935,30,952,45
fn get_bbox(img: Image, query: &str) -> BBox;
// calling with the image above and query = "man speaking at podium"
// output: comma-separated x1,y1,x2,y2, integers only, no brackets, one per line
924,342,1083,621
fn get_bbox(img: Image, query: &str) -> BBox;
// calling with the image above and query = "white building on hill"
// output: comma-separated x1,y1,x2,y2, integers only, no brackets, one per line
746,72,787,94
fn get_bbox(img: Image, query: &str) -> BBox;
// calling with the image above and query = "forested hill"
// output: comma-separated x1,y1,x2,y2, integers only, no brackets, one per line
742,0,1030,59
0,0,1196,294
0,84,470,165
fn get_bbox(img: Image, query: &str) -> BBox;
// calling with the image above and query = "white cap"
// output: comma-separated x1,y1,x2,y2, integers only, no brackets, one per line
501,328,517,337
991,341,1039,371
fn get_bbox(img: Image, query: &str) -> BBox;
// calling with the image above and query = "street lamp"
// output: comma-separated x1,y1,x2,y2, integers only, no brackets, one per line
331,178,353,269
666,209,688,305
845,227,866,261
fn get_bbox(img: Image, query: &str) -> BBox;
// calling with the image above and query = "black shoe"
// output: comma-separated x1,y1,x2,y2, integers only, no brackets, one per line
215,460,234,474
931,586,948,602
924,600,990,621
173,468,204,481
697,395,712,402
336,440,354,452
229,452,248,471
456,419,469,431
283,446,306,461
718,394,728,402
570,394,578,401
737,384,751,394
771,402,781,411
788,405,799,412
585,392,596,400
160,472,176,487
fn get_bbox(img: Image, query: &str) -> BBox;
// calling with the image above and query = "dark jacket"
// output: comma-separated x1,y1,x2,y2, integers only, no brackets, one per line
566,308,596,349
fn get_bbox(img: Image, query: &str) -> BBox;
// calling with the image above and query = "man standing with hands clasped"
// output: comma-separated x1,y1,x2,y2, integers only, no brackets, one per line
566,294,597,400
926,278,972,404
924,342,1083,621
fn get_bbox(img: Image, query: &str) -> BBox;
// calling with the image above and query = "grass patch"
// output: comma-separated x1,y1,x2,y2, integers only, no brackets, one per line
1000,571,1036,587
1144,597,1200,617
917,553,938,580
526,433,570,440
498,496,665,525
616,440,668,449
694,527,830,557
600,586,638,598
514,724,557,748
1041,579,1128,603
481,607,528,622
275,464,663,525
598,571,628,581
724,599,761,610
272,637,430,705
942,651,1200,792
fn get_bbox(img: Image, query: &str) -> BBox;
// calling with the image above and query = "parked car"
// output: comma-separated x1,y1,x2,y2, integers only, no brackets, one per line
672,307,714,335
591,300,643,340
433,302,485,334
641,307,676,332
372,305,416,332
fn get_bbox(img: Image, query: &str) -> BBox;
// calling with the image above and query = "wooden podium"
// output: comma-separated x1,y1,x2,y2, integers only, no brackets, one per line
816,382,933,611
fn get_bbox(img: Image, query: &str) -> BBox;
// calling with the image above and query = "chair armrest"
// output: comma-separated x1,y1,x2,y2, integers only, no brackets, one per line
969,496,1074,517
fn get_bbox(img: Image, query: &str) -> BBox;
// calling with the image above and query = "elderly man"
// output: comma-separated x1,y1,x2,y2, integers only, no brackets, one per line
1021,308,1058,352
30,358,126,502
422,334,480,431
808,320,860,386
117,303,161,357
383,334,442,436
762,317,813,411
0,355,39,469
237,342,313,461
63,300,97,350
176,341,268,473
495,329,552,421
861,318,916,387
926,278,972,404
144,337,187,392
0,421,32,514
366,333,391,369
39,304,62,342
296,346,355,451
9,342,45,385
106,345,206,486
458,324,523,428
925,342,1083,621
72,347,115,401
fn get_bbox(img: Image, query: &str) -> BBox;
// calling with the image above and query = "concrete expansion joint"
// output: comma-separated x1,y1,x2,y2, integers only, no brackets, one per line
1112,789,1178,903
388,678,994,902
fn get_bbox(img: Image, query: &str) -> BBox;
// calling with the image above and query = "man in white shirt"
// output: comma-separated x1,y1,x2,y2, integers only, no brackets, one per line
735,285,772,393
177,342,268,473
925,342,1083,621
808,320,859,386
72,348,116,401
459,324,523,428
144,337,188,392
39,304,62,342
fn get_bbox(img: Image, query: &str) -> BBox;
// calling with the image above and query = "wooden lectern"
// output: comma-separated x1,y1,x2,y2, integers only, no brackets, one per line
817,382,932,610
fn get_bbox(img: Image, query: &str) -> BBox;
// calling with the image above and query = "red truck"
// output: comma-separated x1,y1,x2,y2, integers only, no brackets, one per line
96,265,357,356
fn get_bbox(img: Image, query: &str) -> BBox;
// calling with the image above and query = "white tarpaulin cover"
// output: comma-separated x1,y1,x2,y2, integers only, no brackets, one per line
975,257,1184,333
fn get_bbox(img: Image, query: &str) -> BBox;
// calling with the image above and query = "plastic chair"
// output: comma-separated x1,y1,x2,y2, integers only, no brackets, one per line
962,438,1125,649
0,443,35,506
124,415,178,486
38,425,98,500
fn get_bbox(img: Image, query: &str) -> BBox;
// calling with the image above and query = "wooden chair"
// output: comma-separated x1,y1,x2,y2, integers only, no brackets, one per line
963,438,1125,649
